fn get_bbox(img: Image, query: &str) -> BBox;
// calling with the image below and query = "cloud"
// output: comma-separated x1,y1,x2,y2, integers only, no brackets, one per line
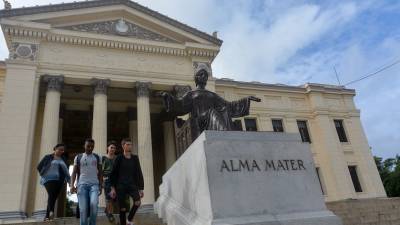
213,2,359,82
0,0,398,158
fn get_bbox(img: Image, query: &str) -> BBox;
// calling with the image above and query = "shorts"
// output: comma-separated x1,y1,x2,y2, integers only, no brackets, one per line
103,178,114,201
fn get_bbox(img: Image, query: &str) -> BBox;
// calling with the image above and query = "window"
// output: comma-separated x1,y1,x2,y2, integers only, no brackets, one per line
315,167,326,195
233,119,243,131
297,120,311,143
334,120,348,142
348,166,363,193
272,119,284,132
244,118,257,131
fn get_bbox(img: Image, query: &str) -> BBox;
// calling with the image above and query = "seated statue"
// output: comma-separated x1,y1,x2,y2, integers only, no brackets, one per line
158,63,261,134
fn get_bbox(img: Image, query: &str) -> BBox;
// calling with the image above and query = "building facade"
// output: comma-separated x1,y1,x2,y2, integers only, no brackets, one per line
0,0,386,221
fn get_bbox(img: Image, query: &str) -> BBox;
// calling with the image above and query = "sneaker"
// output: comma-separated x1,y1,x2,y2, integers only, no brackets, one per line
126,220,134,225
49,212,54,220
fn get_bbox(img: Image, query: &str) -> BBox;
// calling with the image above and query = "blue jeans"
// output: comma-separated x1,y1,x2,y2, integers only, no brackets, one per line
77,184,99,225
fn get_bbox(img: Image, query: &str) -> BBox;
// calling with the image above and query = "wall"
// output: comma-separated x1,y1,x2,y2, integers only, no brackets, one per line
215,81,387,202
0,62,5,111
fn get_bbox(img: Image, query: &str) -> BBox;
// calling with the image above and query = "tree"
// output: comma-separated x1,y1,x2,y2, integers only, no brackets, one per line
374,155,400,197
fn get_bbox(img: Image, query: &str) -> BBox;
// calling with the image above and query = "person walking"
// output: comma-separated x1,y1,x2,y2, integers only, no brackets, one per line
70,138,103,225
102,141,117,222
37,143,71,221
110,138,144,225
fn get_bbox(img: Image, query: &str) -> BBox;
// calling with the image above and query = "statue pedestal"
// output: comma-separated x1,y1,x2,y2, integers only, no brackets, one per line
154,131,342,225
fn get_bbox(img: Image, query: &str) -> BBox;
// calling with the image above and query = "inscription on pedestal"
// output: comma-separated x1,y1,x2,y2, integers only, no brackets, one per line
220,159,306,172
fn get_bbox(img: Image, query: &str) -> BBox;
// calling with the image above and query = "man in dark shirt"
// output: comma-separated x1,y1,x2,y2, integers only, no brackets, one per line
110,138,144,225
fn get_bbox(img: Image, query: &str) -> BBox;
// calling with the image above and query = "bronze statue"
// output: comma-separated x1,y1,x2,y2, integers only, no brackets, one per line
158,63,261,135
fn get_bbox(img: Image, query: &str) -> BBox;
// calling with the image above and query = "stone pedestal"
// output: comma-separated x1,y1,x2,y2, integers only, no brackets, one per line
155,131,342,225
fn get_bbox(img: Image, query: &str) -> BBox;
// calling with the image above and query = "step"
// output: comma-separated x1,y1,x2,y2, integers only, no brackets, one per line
2,214,166,225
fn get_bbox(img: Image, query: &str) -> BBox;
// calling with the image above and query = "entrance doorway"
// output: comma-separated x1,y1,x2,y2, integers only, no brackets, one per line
59,110,130,217
59,110,92,217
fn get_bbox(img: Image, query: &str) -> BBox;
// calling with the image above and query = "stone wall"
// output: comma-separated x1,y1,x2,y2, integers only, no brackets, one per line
0,62,5,110
327,198,400,225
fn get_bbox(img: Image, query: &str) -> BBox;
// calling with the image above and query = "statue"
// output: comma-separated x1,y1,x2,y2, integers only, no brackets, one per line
158,63,261,135
3,0,11,10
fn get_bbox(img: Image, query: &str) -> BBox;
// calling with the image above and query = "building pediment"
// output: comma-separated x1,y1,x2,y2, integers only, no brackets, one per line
0,0,222,46
0,0,221,60
58,19,178,43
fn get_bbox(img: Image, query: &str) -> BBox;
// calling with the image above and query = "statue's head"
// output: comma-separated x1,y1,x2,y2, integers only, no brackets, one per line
194,63,211,89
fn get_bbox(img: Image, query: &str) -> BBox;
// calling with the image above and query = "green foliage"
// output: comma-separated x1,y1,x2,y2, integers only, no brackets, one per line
374,155,400,197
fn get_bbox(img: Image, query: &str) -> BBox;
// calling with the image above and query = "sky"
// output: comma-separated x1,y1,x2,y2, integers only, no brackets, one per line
1,0,399,159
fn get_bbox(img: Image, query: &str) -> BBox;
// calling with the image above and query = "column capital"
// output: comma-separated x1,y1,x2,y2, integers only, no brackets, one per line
136,82,152,97
43,75,64,92
91,78,110,95
173,85,191,98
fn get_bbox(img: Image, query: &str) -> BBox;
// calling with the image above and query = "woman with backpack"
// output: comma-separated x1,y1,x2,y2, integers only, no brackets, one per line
37,143,71,221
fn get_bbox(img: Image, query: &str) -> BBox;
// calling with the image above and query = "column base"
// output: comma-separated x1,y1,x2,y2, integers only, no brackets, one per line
0,211,28,222
32,210,46,220
138,204,154,214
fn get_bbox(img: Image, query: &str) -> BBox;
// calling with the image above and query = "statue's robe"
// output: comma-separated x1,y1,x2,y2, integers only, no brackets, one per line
164,89,251,133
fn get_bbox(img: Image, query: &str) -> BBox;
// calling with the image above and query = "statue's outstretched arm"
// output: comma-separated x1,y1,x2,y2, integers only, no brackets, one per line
248,96,261,102
156,91,192,115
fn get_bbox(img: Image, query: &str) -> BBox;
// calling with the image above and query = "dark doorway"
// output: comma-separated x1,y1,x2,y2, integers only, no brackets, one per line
151,113,166,199
63,110,92,157
107,111,129,154
60,110,92,217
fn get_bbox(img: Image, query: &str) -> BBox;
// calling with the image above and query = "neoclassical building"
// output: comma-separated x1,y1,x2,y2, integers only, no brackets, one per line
0,0,386,221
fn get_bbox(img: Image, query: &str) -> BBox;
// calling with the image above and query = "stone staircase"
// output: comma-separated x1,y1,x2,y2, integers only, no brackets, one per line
327,198,400,225
1,213,165,225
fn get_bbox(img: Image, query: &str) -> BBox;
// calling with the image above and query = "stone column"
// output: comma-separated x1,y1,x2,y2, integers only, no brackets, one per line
173,85,191,98
163,120,176,169
33,75,64,218
91,79,110,211
136,82,155,204
128,107,138,155
91,79,110,155
55,104,66,217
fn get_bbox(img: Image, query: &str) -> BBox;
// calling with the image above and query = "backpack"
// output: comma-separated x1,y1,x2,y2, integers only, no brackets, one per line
76,153,100,178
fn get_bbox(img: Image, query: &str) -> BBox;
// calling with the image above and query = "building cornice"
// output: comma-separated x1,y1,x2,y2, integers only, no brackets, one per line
0,0,223,46
1,23,219,58
216,79,356,95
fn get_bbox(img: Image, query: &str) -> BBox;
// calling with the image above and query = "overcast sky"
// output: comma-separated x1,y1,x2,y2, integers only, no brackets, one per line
1,0,399,159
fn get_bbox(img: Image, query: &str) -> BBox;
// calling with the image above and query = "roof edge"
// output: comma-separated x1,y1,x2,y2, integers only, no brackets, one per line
0,0,223,46
215,78,356,95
